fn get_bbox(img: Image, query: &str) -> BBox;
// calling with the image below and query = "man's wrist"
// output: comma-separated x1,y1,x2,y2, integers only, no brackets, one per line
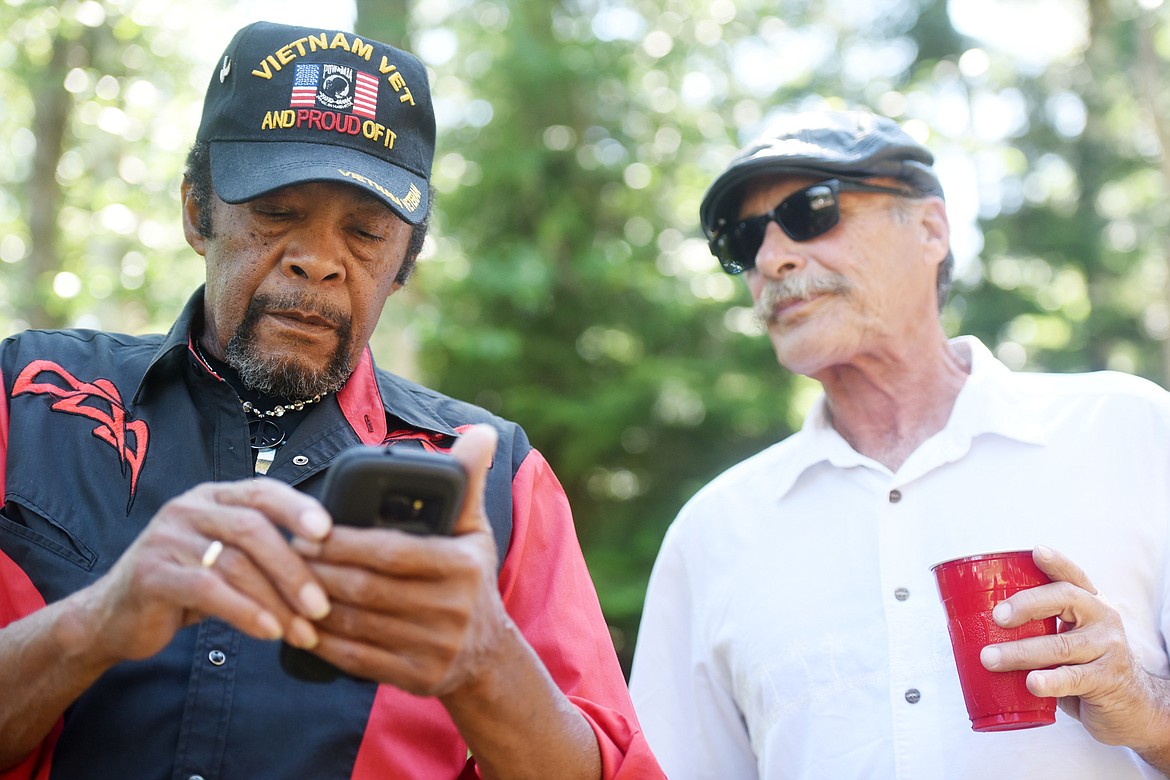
51,586,122,675
1129,673,1170,772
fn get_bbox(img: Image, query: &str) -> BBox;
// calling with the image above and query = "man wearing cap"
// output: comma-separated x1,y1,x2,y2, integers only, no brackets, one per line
0,21,662,779
629,108,1170,778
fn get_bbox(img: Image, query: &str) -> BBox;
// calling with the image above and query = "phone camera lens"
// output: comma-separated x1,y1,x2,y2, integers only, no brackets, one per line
379,493,421,524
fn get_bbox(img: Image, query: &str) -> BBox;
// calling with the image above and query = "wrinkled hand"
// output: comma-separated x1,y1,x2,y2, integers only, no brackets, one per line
980,545,1170,755
84,479,333,666
295,424,509,697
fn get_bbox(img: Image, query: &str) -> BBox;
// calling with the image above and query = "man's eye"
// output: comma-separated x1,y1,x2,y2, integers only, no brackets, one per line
356,228,385,242
253,204,291,218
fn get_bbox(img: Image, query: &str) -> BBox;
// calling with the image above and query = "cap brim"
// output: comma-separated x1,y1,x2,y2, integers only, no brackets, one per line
209,140,430,225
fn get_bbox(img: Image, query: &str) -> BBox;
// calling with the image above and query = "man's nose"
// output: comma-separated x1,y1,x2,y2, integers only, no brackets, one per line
282,228,347,283
752,221,807,279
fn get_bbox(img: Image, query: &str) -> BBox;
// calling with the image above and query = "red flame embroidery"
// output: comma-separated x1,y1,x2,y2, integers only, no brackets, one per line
13,360,149,512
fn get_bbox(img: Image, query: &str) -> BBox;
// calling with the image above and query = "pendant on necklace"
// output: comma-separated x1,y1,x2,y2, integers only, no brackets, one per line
248,418,286,450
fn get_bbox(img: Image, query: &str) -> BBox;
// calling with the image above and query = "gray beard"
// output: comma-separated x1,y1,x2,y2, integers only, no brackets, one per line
224,293,354,399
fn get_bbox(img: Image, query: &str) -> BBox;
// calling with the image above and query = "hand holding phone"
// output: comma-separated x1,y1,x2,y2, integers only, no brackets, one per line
280,445,467,682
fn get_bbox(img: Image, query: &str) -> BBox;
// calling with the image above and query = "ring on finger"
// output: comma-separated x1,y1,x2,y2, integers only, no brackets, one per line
201,539,225,569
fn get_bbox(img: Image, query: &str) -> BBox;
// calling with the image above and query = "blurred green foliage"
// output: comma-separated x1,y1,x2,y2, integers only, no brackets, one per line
4,0,1169,671
2,0,208,333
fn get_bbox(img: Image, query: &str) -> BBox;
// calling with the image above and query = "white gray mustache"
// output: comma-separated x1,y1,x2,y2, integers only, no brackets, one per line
753,275,851,324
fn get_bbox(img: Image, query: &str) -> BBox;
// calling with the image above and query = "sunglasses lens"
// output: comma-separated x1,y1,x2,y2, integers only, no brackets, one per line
778,184,840,241
726,218,767,273
712,234,747,274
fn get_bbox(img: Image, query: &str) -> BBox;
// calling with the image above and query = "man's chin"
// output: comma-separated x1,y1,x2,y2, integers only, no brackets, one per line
262,335,336,367
771,334,838,378
229,342,352,399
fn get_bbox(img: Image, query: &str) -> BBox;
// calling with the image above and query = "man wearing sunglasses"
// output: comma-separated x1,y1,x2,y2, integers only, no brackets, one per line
629,109,1170,778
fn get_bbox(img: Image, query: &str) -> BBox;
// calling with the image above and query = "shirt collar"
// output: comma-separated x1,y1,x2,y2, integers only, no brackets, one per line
134,286,458,442
132,288,204,404
943,335,1047,446
337,348,459,444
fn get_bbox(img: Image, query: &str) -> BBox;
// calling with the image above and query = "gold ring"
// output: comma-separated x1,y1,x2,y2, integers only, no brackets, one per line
201,539,225,569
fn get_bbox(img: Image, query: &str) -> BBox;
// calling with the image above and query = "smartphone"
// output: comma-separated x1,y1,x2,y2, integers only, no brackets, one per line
321,445,467,535
280,445,467,682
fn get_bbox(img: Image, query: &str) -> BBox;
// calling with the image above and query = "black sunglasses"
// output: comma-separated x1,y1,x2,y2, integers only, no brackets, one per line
709,178,916,275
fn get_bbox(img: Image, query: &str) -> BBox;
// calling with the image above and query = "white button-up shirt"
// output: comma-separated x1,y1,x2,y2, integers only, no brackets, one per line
630,337,1170,779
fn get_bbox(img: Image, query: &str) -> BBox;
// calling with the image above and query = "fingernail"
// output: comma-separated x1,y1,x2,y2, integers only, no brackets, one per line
981,645,1001,669
300,508,331,540
300,582,331,620
257,611,283,640
992,602,1012,624
288,617,319,649
1036,545,1053,561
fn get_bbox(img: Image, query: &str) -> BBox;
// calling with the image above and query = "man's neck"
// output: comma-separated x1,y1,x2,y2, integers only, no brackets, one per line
816,338,972,472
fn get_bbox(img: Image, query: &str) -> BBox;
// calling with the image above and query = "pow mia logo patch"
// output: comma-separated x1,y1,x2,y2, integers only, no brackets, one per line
318,64,354,110
289,63,379,119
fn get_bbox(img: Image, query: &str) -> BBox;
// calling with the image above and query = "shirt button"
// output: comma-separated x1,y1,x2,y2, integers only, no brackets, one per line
889,489,902,503
894,587,910,601
208,650,227,666
905,688,921,704
292,455,309,466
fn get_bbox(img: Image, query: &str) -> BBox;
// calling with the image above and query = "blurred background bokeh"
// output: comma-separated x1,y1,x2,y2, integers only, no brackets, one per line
3,0,1168,673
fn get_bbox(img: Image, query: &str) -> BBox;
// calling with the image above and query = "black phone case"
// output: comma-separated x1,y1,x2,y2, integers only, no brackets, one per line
321,446,467,534
281,445,467,682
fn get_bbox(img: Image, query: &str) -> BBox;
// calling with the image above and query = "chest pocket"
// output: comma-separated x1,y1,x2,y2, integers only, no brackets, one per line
0,494,103,608
2,495,97,570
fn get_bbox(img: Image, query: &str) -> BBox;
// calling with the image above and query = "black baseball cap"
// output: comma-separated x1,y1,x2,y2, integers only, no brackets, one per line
699,109,943,241
196,21,434,225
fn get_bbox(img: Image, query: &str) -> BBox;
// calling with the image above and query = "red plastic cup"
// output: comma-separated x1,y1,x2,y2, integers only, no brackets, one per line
932,550,1057,732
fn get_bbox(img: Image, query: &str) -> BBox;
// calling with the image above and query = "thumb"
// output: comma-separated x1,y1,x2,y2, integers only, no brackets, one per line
448,424,498,537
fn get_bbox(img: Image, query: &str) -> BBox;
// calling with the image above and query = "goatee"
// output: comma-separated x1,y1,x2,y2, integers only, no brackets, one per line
225,293,354,399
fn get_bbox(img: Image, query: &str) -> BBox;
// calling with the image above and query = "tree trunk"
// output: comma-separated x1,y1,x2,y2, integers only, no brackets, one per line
24,31,78,329
1135,18,1170,387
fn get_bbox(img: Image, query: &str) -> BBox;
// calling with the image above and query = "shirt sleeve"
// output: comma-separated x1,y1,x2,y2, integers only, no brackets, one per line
629,519,759,779
1,360,9,498
493,448,664,778
0,359,59,780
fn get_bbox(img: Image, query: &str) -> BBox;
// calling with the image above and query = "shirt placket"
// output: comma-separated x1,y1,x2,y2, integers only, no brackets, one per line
879,477,945,780
171,619,242,780
168,362,256,780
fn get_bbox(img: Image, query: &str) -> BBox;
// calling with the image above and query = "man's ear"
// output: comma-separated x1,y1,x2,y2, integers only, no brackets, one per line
181,177,207,256
919,197,950,269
